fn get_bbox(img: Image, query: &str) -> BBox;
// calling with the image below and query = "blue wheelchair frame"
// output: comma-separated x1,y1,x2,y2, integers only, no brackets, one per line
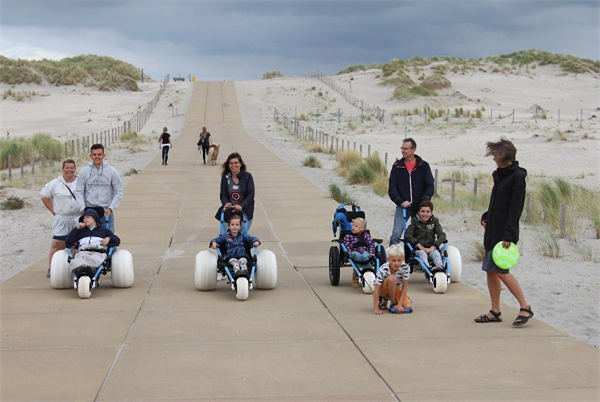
215,208,257,291
329,203,386,288
399,207,457,290
68,246,116,291
67,216,118,291
405,242,453,280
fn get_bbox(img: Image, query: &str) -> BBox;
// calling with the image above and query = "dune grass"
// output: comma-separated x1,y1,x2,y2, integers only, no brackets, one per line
302,155,322,168
0,133,63,170
328,183,355,204
0,54,146,90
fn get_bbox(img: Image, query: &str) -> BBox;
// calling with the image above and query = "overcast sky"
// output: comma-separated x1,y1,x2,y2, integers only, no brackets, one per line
1,0,598,82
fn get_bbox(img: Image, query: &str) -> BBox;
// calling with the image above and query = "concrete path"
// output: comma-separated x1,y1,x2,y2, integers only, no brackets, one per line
1,81,598,402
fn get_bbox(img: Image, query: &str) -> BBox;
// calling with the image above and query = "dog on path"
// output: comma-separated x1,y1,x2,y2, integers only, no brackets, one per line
208,144,220,165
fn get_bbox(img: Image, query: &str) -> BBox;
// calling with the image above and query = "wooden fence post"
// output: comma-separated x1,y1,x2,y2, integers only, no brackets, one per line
560,204,567,238
451,172,456,203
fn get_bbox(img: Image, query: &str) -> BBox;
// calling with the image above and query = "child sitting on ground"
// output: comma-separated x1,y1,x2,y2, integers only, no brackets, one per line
210,214,260,275
404,200,447,272
343,217,376,287
373,243,412,315
65,208,120,272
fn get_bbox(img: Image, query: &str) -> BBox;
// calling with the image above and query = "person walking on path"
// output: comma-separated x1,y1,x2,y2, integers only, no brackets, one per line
75,143,123,233
388,137,434,246
219,152,255,231
198,126,212,164
159,127,172,165
40,159,80,277
474,137,534,327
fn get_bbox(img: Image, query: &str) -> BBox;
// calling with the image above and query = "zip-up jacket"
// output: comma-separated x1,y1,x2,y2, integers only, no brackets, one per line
210,230,260,259
388,154,434,214
482,161,527,250
405,214,447,249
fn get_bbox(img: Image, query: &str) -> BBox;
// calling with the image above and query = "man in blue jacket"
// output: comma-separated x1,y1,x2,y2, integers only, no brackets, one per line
388,138,434,246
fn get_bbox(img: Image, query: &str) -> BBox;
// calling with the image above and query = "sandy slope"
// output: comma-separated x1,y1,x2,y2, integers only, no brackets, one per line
1,64,598,348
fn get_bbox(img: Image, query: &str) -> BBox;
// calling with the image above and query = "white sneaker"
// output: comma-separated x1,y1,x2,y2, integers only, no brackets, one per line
217,272,225,281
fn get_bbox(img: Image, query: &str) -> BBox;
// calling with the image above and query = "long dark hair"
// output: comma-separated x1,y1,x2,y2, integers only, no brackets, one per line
221,152,247,177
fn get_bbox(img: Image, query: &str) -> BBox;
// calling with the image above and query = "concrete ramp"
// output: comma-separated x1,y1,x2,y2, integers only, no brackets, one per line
1,81,598,401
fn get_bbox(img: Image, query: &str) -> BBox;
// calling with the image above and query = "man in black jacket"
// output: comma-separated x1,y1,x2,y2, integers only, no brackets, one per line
388,138,434,246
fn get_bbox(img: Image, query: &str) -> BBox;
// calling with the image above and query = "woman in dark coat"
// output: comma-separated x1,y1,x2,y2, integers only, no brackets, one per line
219,152,255,231
474,138,534,327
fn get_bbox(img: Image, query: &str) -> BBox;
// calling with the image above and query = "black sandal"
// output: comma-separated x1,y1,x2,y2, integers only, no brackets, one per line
474,310,502,323
512,306,534,327
378,296,388,311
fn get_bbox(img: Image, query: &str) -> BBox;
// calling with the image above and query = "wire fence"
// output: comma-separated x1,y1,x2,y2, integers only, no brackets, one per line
2,75,171,181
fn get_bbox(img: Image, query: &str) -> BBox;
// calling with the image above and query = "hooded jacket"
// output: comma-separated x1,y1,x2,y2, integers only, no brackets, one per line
405,214,447,249
482,161,527,250
75,161,123,212
388,154,434,214
65,208,120,249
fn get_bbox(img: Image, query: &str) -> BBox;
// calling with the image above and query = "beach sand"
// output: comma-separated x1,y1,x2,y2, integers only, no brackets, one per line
1,64,598,348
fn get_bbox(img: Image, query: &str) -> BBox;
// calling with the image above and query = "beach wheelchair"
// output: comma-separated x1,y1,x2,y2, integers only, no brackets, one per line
50,210,134,299
195,208,277,301
328,203,386,294
399,208,462,293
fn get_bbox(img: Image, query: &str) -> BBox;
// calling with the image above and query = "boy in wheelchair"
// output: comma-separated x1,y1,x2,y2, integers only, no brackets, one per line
343,217,376,287
210,214,260,276
404,201,447,272
65,208,120,274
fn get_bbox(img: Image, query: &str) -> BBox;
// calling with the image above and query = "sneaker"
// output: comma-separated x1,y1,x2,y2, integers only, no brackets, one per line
217,272,225,281
46,268,51,278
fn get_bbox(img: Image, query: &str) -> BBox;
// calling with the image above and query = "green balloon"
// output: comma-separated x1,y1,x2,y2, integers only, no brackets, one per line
492,242,519,269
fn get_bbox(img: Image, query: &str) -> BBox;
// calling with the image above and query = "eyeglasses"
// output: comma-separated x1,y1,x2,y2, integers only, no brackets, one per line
401,147,413,150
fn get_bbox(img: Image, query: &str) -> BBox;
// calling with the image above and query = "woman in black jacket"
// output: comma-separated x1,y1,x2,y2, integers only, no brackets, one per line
219,152,255,231
474,138,533,327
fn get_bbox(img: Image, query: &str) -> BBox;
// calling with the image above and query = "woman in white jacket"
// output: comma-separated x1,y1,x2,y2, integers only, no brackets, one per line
40,159,80,277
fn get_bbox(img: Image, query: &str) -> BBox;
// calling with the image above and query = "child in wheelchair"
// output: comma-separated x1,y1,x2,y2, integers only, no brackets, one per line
210,214,260,276
65,208,120,274
373,244,412,315
404,201,447,272
343,217,376,287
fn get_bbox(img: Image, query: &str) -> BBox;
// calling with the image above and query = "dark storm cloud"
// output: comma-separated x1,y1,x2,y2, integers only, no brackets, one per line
1,0,597,81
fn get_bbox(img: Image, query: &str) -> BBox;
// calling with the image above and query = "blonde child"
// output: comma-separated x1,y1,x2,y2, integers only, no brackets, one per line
373,243,412,315
343,217,376,287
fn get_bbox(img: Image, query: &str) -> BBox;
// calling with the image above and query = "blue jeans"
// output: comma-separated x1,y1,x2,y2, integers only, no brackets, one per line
351,250,371,267
100,211,115,233
390,206,413,245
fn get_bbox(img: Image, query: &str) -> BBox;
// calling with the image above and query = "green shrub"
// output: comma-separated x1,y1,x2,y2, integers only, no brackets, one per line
336,150,362,177
347,164,377,185
328,184,355,204
302,155,321,168
0,133,62,170
364,152,387,177
371,175,389,197
0,196,25,210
